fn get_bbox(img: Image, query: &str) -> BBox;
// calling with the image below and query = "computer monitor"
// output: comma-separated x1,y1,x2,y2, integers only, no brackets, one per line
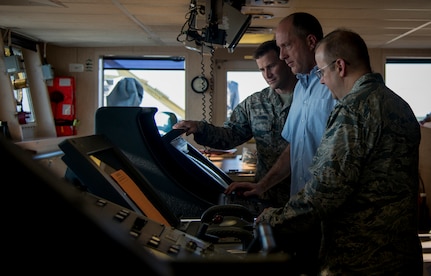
221,3,252,53
95,107,231,208
161,128,233,190
59,134,183,227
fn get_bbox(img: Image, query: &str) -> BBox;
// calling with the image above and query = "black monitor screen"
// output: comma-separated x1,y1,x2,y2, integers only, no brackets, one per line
162,128,233,190
94,106,228,216
59,134,180,227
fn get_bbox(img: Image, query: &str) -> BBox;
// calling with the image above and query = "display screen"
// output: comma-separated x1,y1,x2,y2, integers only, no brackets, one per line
93,106,233,219
165,131,232,190
59,134,180,227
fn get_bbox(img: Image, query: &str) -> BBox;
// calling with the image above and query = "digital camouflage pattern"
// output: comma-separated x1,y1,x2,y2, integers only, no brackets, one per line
193,87,293,207
258,73,423,275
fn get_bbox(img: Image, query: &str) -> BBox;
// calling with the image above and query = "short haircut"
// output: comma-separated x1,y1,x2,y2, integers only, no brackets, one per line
289,12,323,41
318,28,372,71
253,40,280,59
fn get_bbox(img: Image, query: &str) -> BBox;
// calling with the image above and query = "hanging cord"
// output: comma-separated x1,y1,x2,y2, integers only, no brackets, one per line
43,42,48,65
208,50,215,124
2,29,11,52
199,46,207,122
7,29,11,47
1,29,8,43
6,29,14,56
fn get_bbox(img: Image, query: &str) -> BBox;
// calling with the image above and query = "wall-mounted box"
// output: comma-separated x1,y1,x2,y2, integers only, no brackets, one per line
4,55,22,74
42,64,54,80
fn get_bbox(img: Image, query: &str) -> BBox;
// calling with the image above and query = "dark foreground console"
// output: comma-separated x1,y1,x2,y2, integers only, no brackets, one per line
1,135,293,275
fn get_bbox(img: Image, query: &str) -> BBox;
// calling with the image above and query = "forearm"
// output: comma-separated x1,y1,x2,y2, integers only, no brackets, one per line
258,144,291,192
194,123,251,149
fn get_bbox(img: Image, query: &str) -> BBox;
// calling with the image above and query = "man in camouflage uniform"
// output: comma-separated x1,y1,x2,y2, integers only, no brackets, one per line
173,40,297,207
257,29,423,275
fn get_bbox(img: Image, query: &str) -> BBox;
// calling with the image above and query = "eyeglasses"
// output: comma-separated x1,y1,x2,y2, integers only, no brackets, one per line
315,60,336,79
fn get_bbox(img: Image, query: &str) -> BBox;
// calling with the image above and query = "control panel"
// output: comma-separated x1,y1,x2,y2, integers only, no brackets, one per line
81,191,236,259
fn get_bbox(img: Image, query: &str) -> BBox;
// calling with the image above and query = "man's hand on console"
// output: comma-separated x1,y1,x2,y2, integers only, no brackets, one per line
172,120,198,136
224,181,264,197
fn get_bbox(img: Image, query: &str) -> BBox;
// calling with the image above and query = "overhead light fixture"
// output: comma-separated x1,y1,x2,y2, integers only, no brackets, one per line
238,26,274,45
246,0,289,5
262,0,289,4
244,12,274,19
246,26,273,33
238,33,274,45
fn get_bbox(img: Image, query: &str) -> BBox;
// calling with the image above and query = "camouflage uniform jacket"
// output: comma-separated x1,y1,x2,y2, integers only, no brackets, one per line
259,73,423,274
194,87,293,207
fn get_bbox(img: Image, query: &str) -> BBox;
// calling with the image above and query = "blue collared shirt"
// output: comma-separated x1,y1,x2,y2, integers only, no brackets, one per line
281,66,337,195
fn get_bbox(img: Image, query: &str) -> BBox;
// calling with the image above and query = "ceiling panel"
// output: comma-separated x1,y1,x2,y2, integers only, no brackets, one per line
0,0,429,49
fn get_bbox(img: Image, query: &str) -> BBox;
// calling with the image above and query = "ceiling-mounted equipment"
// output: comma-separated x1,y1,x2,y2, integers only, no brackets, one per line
245,0,289,6
179,0,252,53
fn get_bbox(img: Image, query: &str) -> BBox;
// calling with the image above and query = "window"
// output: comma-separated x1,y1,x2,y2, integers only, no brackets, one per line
385,59,431,121
226,71,267,119
102,56,186,122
